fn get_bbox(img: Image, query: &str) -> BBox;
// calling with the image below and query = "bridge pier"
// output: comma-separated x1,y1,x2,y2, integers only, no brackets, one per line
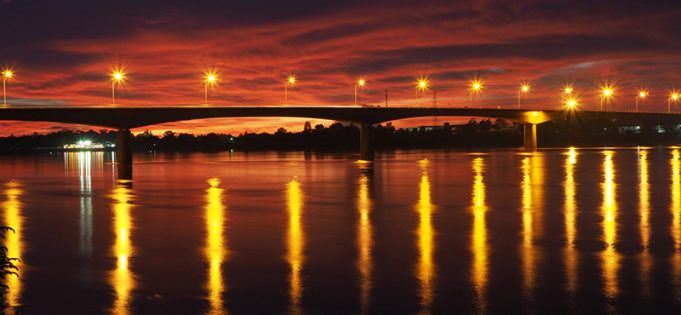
360,124,375,161
523,124,537,150
117,163,133,181
116,128,133,165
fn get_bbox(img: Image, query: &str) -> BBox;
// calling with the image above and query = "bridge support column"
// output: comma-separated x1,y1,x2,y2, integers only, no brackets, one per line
116,128,133,165
523,124,537,151
360,124,375,161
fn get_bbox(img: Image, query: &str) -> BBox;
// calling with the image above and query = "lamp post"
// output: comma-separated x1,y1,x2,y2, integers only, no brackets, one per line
415,77,429,106
468,79,483,106
204,70,218,104
111,69,126,105
669,91,680,114
284,75,296,105
599,84,615,111
2,69,13,106
518,83,530,108
354,77,366,105
636,90,648,112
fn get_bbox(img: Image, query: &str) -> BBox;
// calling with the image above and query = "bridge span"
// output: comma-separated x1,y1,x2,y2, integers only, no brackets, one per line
2,105,681,162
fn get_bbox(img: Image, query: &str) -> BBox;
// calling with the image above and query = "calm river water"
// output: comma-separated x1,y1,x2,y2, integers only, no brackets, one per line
2,148,681,314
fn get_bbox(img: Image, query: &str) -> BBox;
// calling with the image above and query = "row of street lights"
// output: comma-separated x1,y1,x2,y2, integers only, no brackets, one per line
2,66,681,112
404,76,679,113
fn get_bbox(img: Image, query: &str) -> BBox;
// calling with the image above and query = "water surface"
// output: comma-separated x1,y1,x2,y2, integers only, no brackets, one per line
2,148,681,314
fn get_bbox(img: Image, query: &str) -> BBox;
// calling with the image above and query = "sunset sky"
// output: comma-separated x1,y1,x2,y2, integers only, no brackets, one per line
1,0,681,135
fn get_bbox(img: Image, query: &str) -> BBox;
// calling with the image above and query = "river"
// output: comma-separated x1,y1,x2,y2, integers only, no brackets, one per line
1,148,680,314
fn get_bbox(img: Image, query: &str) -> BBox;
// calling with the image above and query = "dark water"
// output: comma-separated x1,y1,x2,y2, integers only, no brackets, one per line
2,148,681,314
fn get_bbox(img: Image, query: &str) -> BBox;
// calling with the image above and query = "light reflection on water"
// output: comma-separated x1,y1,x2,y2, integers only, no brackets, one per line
564,148,577,295
205,178,227,315
601,151,619,301
639,149,652,297
356,163,373,313
521,153,543,300
470,157,488,313
3,180,23,309
415,159,435,314
111,180,135,315
286,178,304,315
671,149,681,296
4,149,681,313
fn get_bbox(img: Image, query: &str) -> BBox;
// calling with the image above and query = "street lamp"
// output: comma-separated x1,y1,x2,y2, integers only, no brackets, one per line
284,74,296,105
561,84,574,105
636,89,648,112
2,68,14,106
518,82,530,108
599,83,615,111
415,76,429,105
669,91,680,114
565,97,579,110
110,68,126,105
468,78,484,106
354,77,366,105
203,70,218,104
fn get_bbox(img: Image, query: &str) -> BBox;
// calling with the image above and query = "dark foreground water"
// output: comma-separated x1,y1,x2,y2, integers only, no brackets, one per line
2,148,681,314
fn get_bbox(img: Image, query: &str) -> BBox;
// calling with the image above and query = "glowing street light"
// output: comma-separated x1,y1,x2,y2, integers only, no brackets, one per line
563,86,574,96
203,70,218,104
284,74,297,105
110,68,126,105
636,89,648,112
599,83,615,111
2,68,14,106
518,82,530,108
415,76,430,105
669,91,681,114
468,78,484,106
354,77,366,105
565,97,579,110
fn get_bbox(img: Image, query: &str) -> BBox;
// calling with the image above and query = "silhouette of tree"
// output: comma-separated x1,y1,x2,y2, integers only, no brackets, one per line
0,226,18,296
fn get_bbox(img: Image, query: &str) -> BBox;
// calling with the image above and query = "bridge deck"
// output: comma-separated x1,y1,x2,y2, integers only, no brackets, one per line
0,105,680,129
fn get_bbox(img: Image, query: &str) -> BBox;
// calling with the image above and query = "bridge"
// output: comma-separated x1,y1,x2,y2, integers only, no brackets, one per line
2,105,681,162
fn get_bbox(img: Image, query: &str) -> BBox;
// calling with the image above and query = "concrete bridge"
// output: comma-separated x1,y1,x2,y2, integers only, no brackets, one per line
2,105,681,162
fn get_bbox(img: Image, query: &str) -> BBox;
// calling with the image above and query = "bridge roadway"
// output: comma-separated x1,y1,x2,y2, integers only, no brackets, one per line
2,105,681,162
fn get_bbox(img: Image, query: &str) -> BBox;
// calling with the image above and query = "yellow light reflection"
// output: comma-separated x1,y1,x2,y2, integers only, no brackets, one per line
471,157,488,313
416,160,435,311
601,151,619,299
671,149,681,294
671,149,681,249
287,179,304,314
357,170,373,312
111,181,135,315
521,154,543,297
639,149,651,296
564,148,578,295
3,181,23,307
205,178,227,315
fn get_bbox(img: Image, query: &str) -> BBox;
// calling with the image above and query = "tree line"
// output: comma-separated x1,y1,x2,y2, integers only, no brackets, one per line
1,117,681,152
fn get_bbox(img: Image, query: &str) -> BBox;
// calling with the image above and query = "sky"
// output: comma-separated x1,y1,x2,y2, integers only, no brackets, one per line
1,0,681,135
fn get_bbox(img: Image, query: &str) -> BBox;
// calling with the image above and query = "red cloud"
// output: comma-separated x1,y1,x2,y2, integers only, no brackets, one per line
2,1,681,135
